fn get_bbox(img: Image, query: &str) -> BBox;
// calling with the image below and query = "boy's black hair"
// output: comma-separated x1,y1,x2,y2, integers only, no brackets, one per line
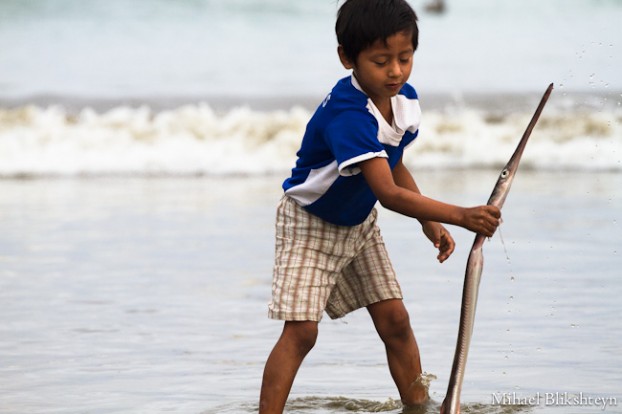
336,0,419,62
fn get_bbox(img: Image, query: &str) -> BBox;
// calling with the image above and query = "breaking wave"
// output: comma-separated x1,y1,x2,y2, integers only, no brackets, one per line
1,99,620,177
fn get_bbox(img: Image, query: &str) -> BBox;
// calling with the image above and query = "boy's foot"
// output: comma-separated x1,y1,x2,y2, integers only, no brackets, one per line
403,374,431,405
401,401,428,414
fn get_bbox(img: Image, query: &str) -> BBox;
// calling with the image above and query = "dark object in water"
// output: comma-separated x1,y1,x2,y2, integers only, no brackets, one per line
425,0,446,14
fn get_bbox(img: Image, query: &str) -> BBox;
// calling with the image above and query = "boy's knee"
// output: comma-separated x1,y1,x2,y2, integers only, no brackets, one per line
386,308,412,338
372,303,413,343
282,321,319,356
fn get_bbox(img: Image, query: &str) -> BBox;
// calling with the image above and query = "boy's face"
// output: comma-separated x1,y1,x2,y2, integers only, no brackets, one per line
339,30,414,109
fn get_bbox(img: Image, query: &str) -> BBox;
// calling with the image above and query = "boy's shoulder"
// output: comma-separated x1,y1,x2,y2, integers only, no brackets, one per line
307,77,376,131
325,76,369,111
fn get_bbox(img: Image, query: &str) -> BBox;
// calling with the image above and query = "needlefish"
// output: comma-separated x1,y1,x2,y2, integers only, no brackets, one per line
441,83,554,414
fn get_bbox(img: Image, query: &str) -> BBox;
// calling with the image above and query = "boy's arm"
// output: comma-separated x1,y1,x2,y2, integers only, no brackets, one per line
391,157,456,262
359,157,500,237
390,156,426,214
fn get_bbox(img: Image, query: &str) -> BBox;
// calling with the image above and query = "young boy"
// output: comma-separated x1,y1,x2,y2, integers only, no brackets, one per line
259,0,501,412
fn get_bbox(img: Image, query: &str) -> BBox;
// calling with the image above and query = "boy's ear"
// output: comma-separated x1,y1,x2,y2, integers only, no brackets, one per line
337,45,354,69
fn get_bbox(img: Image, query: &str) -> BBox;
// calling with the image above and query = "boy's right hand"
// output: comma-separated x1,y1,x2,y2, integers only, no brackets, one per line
461,205,501,237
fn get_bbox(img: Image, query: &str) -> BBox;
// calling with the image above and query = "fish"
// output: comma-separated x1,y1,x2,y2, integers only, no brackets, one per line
441,83,554,414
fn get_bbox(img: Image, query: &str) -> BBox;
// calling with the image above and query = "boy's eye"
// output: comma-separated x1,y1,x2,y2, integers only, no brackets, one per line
373,60,387,66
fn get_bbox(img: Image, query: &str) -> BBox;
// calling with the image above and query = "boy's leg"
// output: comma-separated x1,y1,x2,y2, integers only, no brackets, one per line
259,320,319,414
367,299,428,406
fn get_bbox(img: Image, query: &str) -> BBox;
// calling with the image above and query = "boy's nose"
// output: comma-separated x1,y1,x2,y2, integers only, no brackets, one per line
388,61,402,77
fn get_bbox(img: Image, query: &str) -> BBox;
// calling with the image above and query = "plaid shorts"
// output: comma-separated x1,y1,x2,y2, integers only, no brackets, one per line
268,196,403,321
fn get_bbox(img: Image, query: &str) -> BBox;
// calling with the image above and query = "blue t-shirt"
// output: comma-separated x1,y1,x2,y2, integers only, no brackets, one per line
283,75,422,226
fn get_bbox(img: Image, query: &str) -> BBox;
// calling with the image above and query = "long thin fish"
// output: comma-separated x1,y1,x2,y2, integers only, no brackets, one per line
441,83,554,414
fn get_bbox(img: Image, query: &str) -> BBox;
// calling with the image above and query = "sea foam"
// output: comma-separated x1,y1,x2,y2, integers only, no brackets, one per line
1,101,620,177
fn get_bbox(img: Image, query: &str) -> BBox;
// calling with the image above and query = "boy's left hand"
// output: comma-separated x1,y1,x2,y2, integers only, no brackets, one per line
422,221,455,263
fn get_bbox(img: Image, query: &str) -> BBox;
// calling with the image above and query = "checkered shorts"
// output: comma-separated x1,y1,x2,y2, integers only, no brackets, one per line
268,196,403,321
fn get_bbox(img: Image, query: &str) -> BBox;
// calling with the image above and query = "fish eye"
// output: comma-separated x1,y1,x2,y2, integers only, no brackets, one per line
500,169,509,178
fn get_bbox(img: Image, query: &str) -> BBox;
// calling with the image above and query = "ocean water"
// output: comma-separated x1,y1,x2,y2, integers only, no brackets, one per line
1,0,621,177
0,172,620,413
0,0,621,98
1,1,621,413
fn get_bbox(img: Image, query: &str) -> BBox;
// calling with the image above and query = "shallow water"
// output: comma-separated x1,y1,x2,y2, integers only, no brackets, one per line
0,171,621,413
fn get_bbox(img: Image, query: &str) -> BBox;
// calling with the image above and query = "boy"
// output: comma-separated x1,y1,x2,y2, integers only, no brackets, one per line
259,0,501,412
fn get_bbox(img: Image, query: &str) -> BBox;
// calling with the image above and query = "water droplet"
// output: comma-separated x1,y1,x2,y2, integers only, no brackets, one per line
570,323,578,328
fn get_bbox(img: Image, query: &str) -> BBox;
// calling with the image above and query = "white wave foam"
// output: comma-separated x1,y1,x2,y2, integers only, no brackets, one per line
407,106,622,171
1,102,620,177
